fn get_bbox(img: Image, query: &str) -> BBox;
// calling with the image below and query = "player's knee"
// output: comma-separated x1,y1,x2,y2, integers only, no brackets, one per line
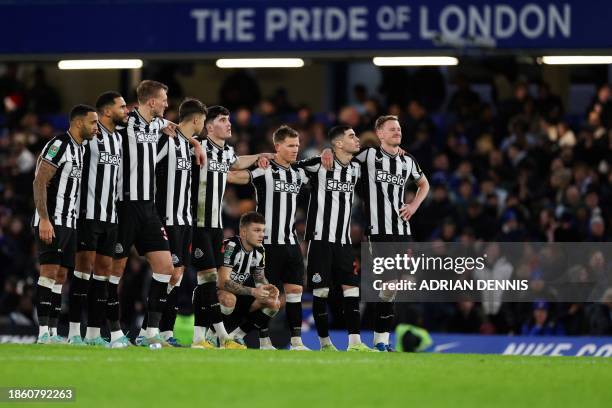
172,273,184,287
55,268,68,284
378,289,396,302
343,287,360,297
197,270,217,284
313,287,330,298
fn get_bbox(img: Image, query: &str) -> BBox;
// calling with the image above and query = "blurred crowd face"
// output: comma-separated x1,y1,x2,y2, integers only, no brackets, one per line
275,135,300,163
377,119,402,147
208,114,232,140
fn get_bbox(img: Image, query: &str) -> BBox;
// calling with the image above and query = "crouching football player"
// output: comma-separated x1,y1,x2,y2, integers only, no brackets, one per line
217,212,280,350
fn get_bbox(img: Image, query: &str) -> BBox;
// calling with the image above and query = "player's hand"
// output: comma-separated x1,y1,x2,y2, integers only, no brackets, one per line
162,122,177,137
262,284,279,298
398,147,406,156
39,218,55,245
399,203,417,221
321,148,333,170
257,155,270,169
252,286,270,300
193,142,206,168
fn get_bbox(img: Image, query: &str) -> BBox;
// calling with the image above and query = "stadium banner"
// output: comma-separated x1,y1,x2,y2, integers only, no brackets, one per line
2,0,612,55
360,242,612,303
427,333,612,356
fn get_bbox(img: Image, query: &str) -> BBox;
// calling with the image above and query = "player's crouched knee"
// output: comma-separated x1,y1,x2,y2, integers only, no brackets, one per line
218,291,236,314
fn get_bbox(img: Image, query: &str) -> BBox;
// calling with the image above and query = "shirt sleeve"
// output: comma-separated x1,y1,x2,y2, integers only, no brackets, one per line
41,138,68,168
156,134,169,163
229,147,238,166
293,156,321,175
222,240,239,268
408,154,424,181
353,148,370,164
249,164,265,182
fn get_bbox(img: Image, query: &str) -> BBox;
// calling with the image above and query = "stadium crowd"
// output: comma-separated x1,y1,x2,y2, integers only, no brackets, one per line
1,64,611,337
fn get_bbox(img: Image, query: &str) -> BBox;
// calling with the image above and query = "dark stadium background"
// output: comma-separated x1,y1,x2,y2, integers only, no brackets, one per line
0,0,611,349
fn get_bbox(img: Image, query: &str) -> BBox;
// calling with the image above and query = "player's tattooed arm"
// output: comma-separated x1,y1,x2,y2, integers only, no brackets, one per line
223,280,254,296
33,159,57,221
253,268,269,286
33,159,58,244
227,170,250,185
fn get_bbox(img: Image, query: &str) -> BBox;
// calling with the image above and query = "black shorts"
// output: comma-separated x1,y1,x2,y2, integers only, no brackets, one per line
306,240,359,289
166,225,192,268
114,201,169,258
191,227,224,271
77,219,118,257
368,234,414,281
265,244,305,288
35,225,76,269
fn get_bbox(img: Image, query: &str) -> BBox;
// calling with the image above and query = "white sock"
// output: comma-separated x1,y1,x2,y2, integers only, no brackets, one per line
319,336,332,347
145,327,159,338
68,322,81,338
213,322,229,341
139,328,146,337
230,327,247,340
291,336,303,346
166,283,174,295
50,327,57,336
110,330,124,342
349,334,361,346
193,326,206,343
38,326,49,337
373,332,389,345
160,330,173,340
85,327,100,340
260,337,272,346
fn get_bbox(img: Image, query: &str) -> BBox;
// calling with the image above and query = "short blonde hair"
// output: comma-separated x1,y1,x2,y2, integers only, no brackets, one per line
374,115,399,130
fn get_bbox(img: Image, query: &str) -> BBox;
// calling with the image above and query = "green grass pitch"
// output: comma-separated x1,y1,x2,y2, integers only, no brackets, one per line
0,344,611,407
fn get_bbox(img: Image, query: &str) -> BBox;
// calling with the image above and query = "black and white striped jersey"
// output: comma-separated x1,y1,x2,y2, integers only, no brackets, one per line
79,122,122,223
353,147,423,236
249,160,309,245
192,137,237,229
298,156,360,244
155,130,193,226
117,108,167,202
221,236,265,286
33,132,84,229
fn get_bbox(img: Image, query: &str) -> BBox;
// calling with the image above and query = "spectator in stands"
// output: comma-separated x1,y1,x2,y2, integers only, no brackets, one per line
521,300,565,336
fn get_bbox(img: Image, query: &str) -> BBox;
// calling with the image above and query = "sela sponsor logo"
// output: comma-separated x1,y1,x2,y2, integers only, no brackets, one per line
69,165,82,179
375,170,406,186
208,160,230,173
99,151,121,166
177,158,192,171
230,270,249,284
274,179,301,194
135,130,158,143
325,179,354,192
